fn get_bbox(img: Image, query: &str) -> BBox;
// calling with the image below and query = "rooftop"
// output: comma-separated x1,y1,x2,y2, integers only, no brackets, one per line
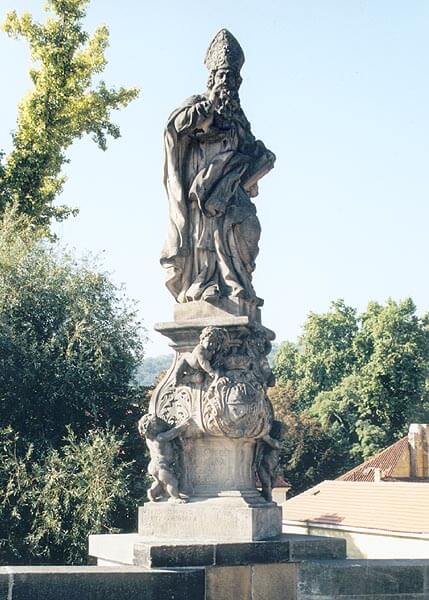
284,480,429,535
337,436,409,482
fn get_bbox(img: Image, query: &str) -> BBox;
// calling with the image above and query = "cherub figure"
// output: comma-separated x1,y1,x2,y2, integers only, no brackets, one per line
174,326,228,384
256,420,284,502
248,326,276,387
138,413,191,503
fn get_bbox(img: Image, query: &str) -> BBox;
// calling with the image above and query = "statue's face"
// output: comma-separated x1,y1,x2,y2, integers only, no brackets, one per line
213,68,238,92
201,334,217,352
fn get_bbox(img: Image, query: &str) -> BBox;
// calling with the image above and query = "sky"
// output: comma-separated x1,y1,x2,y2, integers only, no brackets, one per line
1,0,428,357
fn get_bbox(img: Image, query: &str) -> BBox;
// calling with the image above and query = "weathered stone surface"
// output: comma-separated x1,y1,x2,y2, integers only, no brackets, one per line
89,533,141,566
90,532,346,568
296,559,429,598
205,565,252,600
138,497,282,542
135,30,282,535
134,542,215,569
0,566,204,600
252,563,297,600
140,316,280,519
206,563,296,600
173,298,261,323
287,533,347,561
5,560,429,600
161,29,275,307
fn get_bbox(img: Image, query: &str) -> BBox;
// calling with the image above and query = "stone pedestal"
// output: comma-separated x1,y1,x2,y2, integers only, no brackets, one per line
138,497,282,543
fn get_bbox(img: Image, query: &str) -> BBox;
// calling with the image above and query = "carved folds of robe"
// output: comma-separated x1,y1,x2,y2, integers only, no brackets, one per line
161,94,273,305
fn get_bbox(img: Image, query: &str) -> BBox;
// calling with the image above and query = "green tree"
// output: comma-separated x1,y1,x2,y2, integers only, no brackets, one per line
0,0,138,231
312,299,429,460
274,300,358,410
273,298,429,472
0,211,145,445
0,214,149,564
269,386,346,495
0,426,136,564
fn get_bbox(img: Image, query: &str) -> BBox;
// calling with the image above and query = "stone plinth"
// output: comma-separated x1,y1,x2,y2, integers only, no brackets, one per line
88,532,347,568
173,297,262,323
138,497,282,543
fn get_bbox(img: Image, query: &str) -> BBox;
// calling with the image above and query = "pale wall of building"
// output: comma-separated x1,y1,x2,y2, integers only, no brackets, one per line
283,521,429,559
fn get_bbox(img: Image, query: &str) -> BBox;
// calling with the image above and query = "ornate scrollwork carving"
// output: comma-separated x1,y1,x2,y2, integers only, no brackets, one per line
157,385,192,426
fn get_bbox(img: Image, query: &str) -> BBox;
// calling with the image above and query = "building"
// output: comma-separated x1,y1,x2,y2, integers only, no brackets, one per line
282,424,429,558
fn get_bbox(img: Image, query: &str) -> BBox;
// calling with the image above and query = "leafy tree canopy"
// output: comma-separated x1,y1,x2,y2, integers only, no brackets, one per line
273,299,429,483
0,209,145,445
0,211,149,564
0,0,139,231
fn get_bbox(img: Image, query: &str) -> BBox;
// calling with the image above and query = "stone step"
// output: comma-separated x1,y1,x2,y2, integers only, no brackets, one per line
134,533,346,568
89,532,346,569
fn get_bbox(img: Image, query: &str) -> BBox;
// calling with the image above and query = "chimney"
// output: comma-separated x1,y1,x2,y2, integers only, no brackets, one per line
373,468,382,482
408,424,429,478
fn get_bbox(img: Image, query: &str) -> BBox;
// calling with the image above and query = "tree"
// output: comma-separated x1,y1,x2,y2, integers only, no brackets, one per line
273,298,429,469
311,299,429,460
0,0,139,231
0,211,145,445
0,426,135,564
274,300,358,410
269,386,346,495
0,213,150,564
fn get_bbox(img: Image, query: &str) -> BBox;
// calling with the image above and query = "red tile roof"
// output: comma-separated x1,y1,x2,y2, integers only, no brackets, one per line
337,436,409,482
284,480,429,534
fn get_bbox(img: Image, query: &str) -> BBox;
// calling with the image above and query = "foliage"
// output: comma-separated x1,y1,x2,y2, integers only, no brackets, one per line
0,210,145,445
273,299,429,485
0,426,138,564
269,386,346,495
274,300,359,410
0,215,150,564
0,0,139,231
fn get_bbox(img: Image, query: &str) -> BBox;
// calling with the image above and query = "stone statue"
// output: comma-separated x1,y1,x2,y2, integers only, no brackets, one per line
161,29,275,306
135,29,283,542
138,413,191,503
90,29,285,568
174,325,228,384
256,420,284,502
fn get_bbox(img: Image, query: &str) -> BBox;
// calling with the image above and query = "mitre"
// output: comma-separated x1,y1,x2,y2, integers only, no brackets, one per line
204,29,245,74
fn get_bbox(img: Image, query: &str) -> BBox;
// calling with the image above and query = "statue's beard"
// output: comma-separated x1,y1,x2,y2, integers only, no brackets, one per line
214,86,241,118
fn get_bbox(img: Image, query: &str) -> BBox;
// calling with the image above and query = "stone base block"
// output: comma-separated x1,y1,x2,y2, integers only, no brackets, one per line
88,532,346,568
133,533,346,569
138,497,282,542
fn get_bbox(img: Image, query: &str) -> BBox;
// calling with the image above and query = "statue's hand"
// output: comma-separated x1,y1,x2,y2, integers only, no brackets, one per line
208,89,221,111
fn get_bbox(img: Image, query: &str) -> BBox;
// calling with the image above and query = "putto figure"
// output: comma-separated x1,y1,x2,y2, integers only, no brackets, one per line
256,420,284,502
174,325,228,384
138,413,191,503
161,29,275,306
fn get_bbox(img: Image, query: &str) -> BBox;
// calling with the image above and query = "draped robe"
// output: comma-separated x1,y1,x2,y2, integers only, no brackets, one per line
161,93,269,305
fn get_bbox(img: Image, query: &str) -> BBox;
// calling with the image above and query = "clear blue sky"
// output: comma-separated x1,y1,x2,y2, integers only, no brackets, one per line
1,1,428,356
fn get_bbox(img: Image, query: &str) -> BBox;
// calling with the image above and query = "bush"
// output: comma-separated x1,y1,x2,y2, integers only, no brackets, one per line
0,426,139,564
0,214,148,564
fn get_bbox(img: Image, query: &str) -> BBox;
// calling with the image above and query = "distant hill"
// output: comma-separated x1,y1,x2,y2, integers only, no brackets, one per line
135,354,173,386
